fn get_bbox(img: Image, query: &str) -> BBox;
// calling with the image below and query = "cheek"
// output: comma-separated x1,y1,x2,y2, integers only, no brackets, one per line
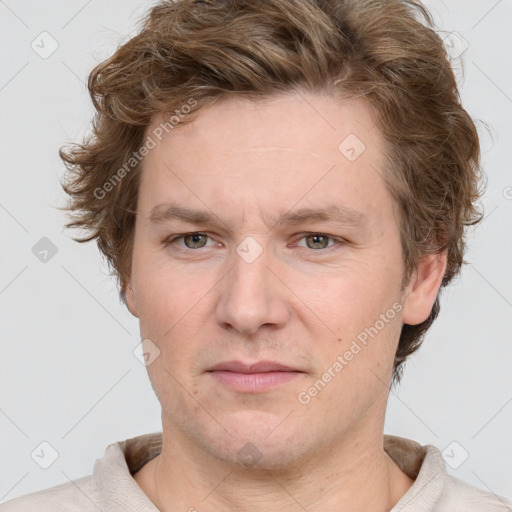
131,245,190,327
131,250,214,366
296,261,400,332
292,257,403,389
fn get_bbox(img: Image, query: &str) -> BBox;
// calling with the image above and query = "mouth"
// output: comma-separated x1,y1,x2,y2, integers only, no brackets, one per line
207,360,304,393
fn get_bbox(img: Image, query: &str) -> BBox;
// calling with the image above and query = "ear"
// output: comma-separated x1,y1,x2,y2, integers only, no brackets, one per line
125,280,139,318
401,251,447,325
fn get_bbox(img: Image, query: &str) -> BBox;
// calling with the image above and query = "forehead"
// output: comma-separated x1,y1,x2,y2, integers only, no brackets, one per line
139,92,392,229
145,92,381,160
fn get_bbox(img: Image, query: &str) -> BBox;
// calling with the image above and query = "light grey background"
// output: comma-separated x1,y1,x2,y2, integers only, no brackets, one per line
1,0,511,504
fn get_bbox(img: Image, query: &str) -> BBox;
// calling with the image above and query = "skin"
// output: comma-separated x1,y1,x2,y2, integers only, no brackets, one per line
126,91,447,511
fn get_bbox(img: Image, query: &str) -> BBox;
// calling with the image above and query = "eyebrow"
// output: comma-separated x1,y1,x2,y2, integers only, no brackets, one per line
148,203,368,229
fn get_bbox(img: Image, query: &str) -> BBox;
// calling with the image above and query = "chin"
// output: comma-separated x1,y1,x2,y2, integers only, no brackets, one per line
193,412,313,471
209,439,308,471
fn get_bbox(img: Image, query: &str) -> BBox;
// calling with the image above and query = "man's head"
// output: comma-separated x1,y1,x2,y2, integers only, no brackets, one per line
110,90,449,470
60,0,481,400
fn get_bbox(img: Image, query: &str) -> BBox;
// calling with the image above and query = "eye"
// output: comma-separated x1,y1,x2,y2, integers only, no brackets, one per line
165,232,343,252
295,233,339,250
168,232,214,249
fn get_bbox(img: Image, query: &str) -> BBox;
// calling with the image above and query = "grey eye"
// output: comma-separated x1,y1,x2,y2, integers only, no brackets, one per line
183,233,208,248
305,234,330,249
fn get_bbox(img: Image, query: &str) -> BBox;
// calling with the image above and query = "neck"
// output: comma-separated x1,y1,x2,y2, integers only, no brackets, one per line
138,420,414,512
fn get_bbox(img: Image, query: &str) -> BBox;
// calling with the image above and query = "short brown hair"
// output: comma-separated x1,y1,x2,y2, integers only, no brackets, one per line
60,0,483,383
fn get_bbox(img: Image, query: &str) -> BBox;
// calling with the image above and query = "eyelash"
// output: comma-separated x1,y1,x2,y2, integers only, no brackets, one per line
164,232,345,253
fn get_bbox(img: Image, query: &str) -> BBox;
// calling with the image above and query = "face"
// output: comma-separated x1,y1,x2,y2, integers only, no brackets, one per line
126,92,442,469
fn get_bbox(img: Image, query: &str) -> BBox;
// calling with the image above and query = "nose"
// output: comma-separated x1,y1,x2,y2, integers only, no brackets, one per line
215,245,290,336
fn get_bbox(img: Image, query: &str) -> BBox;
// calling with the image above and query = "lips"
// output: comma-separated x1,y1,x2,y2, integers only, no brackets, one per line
207,360,304,393
208,360,299,373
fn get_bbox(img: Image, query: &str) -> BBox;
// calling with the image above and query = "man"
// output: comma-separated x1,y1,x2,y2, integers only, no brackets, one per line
2,0,510,510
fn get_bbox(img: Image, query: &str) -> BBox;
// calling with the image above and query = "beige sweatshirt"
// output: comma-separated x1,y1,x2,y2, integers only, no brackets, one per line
1,433,510,511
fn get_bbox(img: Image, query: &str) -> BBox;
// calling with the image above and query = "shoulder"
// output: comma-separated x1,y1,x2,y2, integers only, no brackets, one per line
0,475,98,512
385,435,512,511
437,474,512,511
0,433,161,512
